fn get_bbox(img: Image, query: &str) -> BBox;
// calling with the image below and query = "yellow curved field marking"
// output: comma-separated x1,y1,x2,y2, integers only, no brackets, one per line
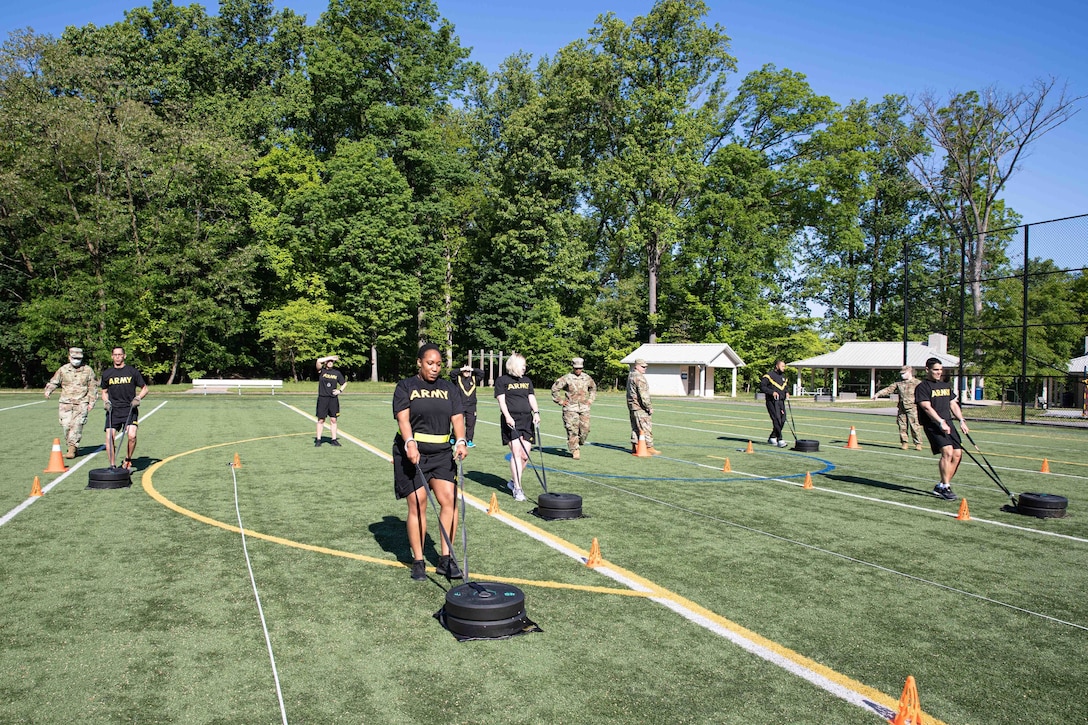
141,432,940,723
139,434,648,598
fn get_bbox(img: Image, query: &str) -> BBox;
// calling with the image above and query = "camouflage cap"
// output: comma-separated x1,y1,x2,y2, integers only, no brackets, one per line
634,358,647,367
68,347,84,359
571,357,584,368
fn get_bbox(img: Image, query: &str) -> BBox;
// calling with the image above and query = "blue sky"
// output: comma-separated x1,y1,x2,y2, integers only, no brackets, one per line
5,0,1086,227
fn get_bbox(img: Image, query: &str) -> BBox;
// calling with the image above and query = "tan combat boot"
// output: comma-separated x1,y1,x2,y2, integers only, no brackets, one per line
65,444,77,459
572,449,580,460
901,442,909,450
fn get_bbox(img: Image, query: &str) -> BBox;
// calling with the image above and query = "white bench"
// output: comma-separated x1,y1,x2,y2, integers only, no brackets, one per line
192,378,284,395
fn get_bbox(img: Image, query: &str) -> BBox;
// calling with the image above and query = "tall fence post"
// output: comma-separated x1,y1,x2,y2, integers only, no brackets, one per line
902,235,909,366
959,236,967,403
1020,224,1030,424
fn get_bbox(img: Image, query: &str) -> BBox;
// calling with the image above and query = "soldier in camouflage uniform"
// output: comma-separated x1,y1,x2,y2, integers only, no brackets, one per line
874,366,924,450
550,357,597,460
43,347,98,458
626,358,659,454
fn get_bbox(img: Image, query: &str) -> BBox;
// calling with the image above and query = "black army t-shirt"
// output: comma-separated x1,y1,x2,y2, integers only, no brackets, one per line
101,364,146,408
392,376,465,455
494,374,534,414
914,378,954,430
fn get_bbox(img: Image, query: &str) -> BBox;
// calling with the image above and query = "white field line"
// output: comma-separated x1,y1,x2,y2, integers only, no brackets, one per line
571,399,1088,479
549,463,1088,633
280,403,921,723
0,401,168,528
229,464,289,725
478,411,1088,545
0,399,49,412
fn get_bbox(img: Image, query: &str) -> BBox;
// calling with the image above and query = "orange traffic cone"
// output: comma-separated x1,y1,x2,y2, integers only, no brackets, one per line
633,436,652,457
744,440,754,454
891,675,924,725
586,538,602,567
232,452,242,468
1040,458,1050,473
845,426,861,449
722,457,732,473
30,476,43,497
44,438,67,473
955,498,971,521
487,492,499,515
803,472,813,489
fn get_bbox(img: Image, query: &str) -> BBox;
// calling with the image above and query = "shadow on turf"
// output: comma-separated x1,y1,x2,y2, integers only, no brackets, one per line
715,435,774,449
464,470,514,493
822,473,933,498
587,442,633,453
368,515,448,566
86,455,159,472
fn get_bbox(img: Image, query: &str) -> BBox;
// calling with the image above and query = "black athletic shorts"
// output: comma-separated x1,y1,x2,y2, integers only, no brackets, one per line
500,413,535,446
392,442,457,499
316,395,340,420
923,425,962,455
104,407,139,430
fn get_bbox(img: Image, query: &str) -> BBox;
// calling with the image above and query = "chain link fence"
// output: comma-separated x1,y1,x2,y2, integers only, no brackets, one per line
910,214,1088,424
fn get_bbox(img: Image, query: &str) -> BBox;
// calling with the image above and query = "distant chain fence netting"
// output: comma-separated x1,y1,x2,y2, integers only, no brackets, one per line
909,214,1088,424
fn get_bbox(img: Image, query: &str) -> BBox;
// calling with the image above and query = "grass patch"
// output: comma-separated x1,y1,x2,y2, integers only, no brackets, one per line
2,392,1086,723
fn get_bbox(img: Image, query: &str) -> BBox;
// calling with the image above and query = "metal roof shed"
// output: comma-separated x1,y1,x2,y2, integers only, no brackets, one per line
789,335,960,399
621,343,746,398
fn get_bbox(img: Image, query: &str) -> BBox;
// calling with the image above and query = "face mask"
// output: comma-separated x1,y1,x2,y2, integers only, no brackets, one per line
70,358,83,367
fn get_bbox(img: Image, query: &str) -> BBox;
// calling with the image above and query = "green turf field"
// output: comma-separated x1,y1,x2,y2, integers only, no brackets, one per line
2,390,1086,724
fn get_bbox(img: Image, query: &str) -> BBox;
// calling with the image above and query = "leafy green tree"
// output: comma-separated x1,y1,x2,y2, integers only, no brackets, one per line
569,0,736,342
322,139,418,381
461,53,594,351
673,142,790,344
258,296,359,380
972,258,1083,377
504,298,583,386
901,80,1081,315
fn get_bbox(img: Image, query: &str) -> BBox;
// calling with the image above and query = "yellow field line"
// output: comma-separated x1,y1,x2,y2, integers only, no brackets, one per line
139,434,647,598
140,428,943,724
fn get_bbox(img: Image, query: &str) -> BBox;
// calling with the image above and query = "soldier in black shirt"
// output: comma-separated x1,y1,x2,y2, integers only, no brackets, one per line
759,360,789,448
100,346,149,469
915,357,970,501
393,344,468,581
315,355,346,446
453,364,483,447
495,353,540,502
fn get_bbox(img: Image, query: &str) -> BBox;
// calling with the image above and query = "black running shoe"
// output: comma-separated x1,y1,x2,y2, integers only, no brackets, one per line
436,556,463,580
933,484,957,500
328,439,341,447
410,559,427,581
314,438,321,447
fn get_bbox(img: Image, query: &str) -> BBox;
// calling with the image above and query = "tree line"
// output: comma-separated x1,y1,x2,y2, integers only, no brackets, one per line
1,0,1083,390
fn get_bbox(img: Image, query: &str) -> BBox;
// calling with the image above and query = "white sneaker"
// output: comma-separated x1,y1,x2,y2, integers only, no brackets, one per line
768,437,778,446
507,480,527,501
777,440,789,448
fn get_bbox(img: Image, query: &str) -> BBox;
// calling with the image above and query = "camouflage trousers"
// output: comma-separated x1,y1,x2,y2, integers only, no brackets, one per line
898,407,924,445
562,408,591,452
629,409,653,447
59,401,90,447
